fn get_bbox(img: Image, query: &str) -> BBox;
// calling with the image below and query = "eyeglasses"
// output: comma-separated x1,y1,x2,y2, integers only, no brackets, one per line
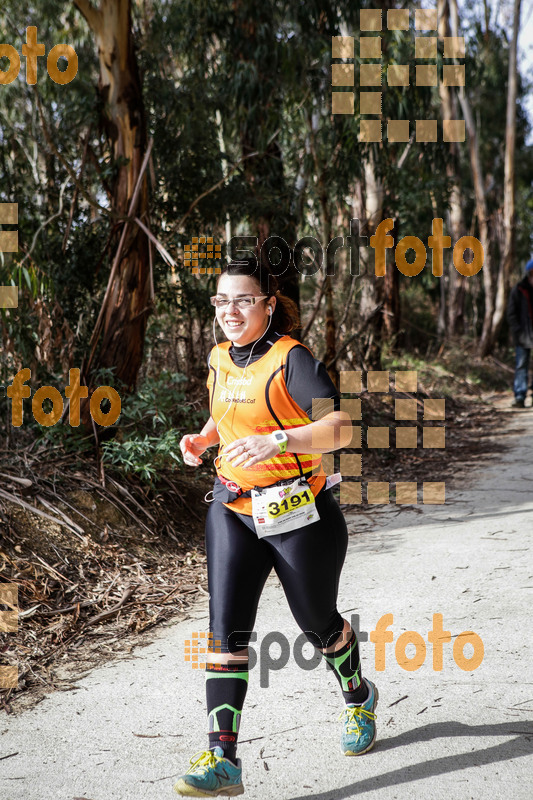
210,295,268,309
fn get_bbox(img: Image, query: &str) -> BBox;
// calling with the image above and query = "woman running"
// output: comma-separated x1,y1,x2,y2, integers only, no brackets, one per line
174,259,378,797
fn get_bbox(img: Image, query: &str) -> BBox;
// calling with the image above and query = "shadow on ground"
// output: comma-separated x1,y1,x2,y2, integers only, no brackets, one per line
287,720,533,798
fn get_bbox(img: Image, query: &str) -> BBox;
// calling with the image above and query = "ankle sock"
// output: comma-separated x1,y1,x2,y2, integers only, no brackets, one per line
321,629,369,705
206,660,249,764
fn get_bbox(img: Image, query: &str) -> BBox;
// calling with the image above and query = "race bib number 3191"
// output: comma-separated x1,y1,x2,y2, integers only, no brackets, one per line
267,488,313,518
252,478,320,537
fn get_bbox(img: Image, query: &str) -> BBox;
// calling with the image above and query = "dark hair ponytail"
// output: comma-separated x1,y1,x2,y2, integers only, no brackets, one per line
217,258,301,335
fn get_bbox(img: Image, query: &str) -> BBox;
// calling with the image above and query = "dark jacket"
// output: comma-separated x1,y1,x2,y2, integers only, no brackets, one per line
507,276,533,348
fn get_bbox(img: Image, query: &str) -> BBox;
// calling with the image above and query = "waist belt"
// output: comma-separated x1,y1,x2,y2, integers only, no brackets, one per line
213,472,314,504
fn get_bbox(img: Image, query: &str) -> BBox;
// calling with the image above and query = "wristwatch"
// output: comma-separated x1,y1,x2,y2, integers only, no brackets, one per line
271,429,289,454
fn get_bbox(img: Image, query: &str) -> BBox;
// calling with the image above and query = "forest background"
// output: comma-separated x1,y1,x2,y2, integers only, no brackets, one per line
0,0,532,705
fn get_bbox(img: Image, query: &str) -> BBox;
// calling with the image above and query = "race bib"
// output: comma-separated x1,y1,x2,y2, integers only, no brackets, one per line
251,478,320,537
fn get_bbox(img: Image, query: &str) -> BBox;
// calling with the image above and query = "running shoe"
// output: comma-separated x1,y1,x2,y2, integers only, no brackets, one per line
173,746,244,797
339,677,378,756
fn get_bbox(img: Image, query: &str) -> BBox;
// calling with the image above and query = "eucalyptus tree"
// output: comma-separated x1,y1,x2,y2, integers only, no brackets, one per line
73,0,151,413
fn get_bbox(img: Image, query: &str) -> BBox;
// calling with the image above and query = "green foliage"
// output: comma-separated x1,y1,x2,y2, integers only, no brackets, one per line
100,370,208,485
102,427,184,484
0,0,106,377
1,0,533,466
30,416,95,456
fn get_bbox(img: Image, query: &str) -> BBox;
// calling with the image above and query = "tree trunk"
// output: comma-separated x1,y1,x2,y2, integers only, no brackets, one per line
378,0,401,342
382,207,400,343
438,0,466,338
358,157,383,371
305,98,337,382
488,0,522,351
75,0,150,402
318,180,337,385
447,0,494,355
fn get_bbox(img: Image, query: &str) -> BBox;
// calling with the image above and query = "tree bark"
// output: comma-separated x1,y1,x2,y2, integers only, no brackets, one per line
377,0,401,343
318,181,337,385
488,0,522,352
358,156,383,371
447,0,494,354
381,221,400,342
75,0,151,404
438,0,466,338
306,103,338,383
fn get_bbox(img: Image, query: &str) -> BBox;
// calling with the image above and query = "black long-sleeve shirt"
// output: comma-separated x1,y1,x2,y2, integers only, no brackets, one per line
507,276,533,348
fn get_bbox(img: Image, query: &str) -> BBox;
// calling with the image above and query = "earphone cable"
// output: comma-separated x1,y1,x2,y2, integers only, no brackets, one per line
211,310,272,471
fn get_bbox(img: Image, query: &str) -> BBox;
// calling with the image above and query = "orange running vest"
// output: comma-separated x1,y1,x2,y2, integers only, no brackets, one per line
206,335,327,515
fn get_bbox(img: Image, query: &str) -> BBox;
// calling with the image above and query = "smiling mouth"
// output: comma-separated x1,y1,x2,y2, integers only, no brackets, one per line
225,320,244,328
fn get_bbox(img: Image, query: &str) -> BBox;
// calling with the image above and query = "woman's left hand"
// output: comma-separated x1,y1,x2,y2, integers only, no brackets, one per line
223,435,280,469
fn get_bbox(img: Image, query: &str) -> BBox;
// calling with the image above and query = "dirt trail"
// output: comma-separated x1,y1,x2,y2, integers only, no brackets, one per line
1,396,532,799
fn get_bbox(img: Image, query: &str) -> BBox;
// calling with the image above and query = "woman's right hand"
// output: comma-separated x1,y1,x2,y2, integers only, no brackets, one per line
180,434,209,467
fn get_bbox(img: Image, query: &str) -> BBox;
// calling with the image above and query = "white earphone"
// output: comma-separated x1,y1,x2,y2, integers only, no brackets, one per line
268,306,273,316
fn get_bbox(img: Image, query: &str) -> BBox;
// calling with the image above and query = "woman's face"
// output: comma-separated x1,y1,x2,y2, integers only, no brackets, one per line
215,274,273,347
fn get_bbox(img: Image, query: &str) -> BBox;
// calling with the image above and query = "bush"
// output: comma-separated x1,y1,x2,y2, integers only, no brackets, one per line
101,369,208,484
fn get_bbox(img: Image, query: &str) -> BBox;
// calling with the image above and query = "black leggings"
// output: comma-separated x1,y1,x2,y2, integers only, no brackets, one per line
205,487,349,652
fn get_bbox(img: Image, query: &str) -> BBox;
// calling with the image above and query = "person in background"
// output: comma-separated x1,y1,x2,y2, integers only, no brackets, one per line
507,258,533,408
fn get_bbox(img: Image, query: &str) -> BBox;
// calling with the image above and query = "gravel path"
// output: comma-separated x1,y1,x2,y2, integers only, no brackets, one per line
1,401,532,799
